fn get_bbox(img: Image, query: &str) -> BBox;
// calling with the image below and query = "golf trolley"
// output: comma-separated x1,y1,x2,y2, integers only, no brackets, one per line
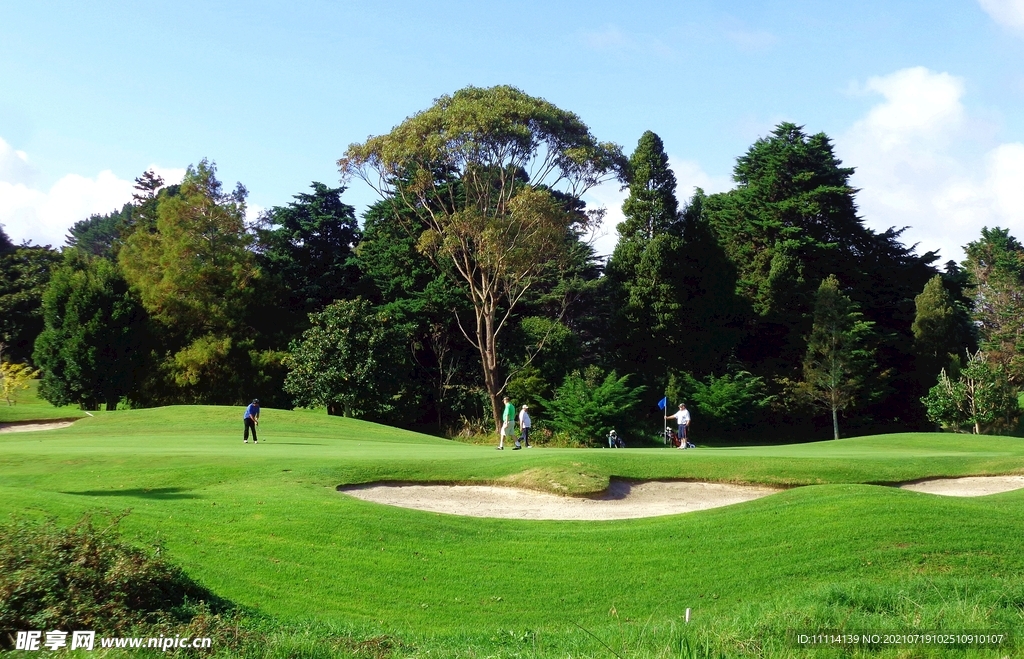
665,427,695,449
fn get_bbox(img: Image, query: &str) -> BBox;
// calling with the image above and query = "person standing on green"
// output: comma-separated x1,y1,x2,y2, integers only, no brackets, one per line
243,398,260,444
497,396,515,450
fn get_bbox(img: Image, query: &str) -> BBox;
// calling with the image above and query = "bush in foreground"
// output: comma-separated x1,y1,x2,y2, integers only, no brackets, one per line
0,514,226,647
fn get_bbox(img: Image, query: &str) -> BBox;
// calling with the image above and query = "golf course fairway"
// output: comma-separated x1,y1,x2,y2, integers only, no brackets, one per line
3,405,1024,657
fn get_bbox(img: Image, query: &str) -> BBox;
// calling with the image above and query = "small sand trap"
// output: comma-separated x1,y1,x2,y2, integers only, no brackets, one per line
0,421,75,434
338,479,782,520
900,475,1024,497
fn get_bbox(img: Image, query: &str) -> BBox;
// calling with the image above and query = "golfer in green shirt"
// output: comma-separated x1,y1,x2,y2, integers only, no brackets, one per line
497,396,515,450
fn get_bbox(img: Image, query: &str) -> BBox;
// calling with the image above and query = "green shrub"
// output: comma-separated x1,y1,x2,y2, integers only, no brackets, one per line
543,366,645,446
670,369,773,434
0,514,225,646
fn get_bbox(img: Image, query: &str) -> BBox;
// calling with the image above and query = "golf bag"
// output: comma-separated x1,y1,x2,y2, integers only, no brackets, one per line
664,427,680,447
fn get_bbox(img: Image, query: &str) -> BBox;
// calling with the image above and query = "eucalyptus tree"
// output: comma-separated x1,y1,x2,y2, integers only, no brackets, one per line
340,85,625,427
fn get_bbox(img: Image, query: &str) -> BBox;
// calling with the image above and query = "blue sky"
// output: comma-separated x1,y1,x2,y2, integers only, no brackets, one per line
2,0,1023,261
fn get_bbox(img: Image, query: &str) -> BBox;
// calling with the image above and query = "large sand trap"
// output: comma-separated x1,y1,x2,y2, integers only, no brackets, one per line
339,479,782,520
899,475,1024,497
0,421,75,434
341,474,1024,520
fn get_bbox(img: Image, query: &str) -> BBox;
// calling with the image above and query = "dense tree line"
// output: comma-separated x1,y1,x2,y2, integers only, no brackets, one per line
1,86,1020,440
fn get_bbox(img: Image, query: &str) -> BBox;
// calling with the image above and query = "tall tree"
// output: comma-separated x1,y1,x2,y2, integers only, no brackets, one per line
963,227,1024,385
912,274,975,381
65,205,130,259
605,131,684,391
284,298,410,418
704,122,936,431
0,246,61,364
619,131,678,241
118,160,260,403
340,85,625,428
355,197,480,429
33,250,150,410
799,275,875,439
672,191,746,374
606,134,744,397
255,182,361,322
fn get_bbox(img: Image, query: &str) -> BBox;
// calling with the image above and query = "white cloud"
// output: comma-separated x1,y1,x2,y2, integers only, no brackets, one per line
0,136,38,187
669,157,733,201
0,142,184,247
582,157,732,258
837,66,1024,263
977,0,1024,32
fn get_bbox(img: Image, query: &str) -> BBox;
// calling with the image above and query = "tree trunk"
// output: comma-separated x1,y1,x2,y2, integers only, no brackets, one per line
475,298,503,433
832,407,839,440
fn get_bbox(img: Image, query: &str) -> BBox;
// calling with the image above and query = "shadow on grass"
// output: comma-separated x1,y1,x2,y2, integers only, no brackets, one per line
61,487,202,500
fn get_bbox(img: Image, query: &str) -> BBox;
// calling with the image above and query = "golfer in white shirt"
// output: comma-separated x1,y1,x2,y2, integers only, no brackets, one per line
666,404,691,448
517,405,533,448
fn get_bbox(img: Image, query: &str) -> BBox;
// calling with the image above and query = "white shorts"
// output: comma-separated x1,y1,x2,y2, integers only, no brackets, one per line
502,421,515,436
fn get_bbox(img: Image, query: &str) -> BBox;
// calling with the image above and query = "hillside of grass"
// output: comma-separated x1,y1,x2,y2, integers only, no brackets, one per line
0,379,88,424
3,407,1023,657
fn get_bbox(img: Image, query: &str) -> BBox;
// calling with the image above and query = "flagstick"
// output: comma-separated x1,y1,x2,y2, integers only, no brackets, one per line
663,391,668,445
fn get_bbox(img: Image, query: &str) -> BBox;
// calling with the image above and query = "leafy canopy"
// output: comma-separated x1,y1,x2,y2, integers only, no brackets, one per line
340,85,625,428
33,249,149,410
284,298,411,419
922,350,1019,434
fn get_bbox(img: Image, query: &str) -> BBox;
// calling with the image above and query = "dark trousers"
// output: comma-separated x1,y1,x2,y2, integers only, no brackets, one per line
521,427,530,446
244,417,258,442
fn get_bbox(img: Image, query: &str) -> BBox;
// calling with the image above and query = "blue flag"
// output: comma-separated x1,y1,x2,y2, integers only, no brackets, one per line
657,396,667,410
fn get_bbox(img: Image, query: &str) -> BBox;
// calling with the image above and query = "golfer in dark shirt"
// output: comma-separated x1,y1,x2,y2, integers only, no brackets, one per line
243,399,260,444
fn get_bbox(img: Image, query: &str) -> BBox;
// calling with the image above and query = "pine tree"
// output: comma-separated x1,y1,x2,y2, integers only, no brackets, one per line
912,274,974,379
619,131,679,241
800,275,875,439
605,131,683,392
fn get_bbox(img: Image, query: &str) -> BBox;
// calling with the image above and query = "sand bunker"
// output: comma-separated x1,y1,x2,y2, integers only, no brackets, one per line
899,475,1024,497
339,479,782,520
0,421,76,434
341,474,1024,520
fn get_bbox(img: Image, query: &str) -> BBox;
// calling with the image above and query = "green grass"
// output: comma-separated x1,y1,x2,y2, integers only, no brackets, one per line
3,406,1024,657
0,379,88,424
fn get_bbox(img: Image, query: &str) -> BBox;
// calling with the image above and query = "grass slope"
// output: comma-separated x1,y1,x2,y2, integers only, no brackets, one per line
0,379,88,423
2,406,1024,657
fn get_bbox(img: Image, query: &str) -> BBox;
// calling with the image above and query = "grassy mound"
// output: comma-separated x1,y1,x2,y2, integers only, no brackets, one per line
0,379,87,424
